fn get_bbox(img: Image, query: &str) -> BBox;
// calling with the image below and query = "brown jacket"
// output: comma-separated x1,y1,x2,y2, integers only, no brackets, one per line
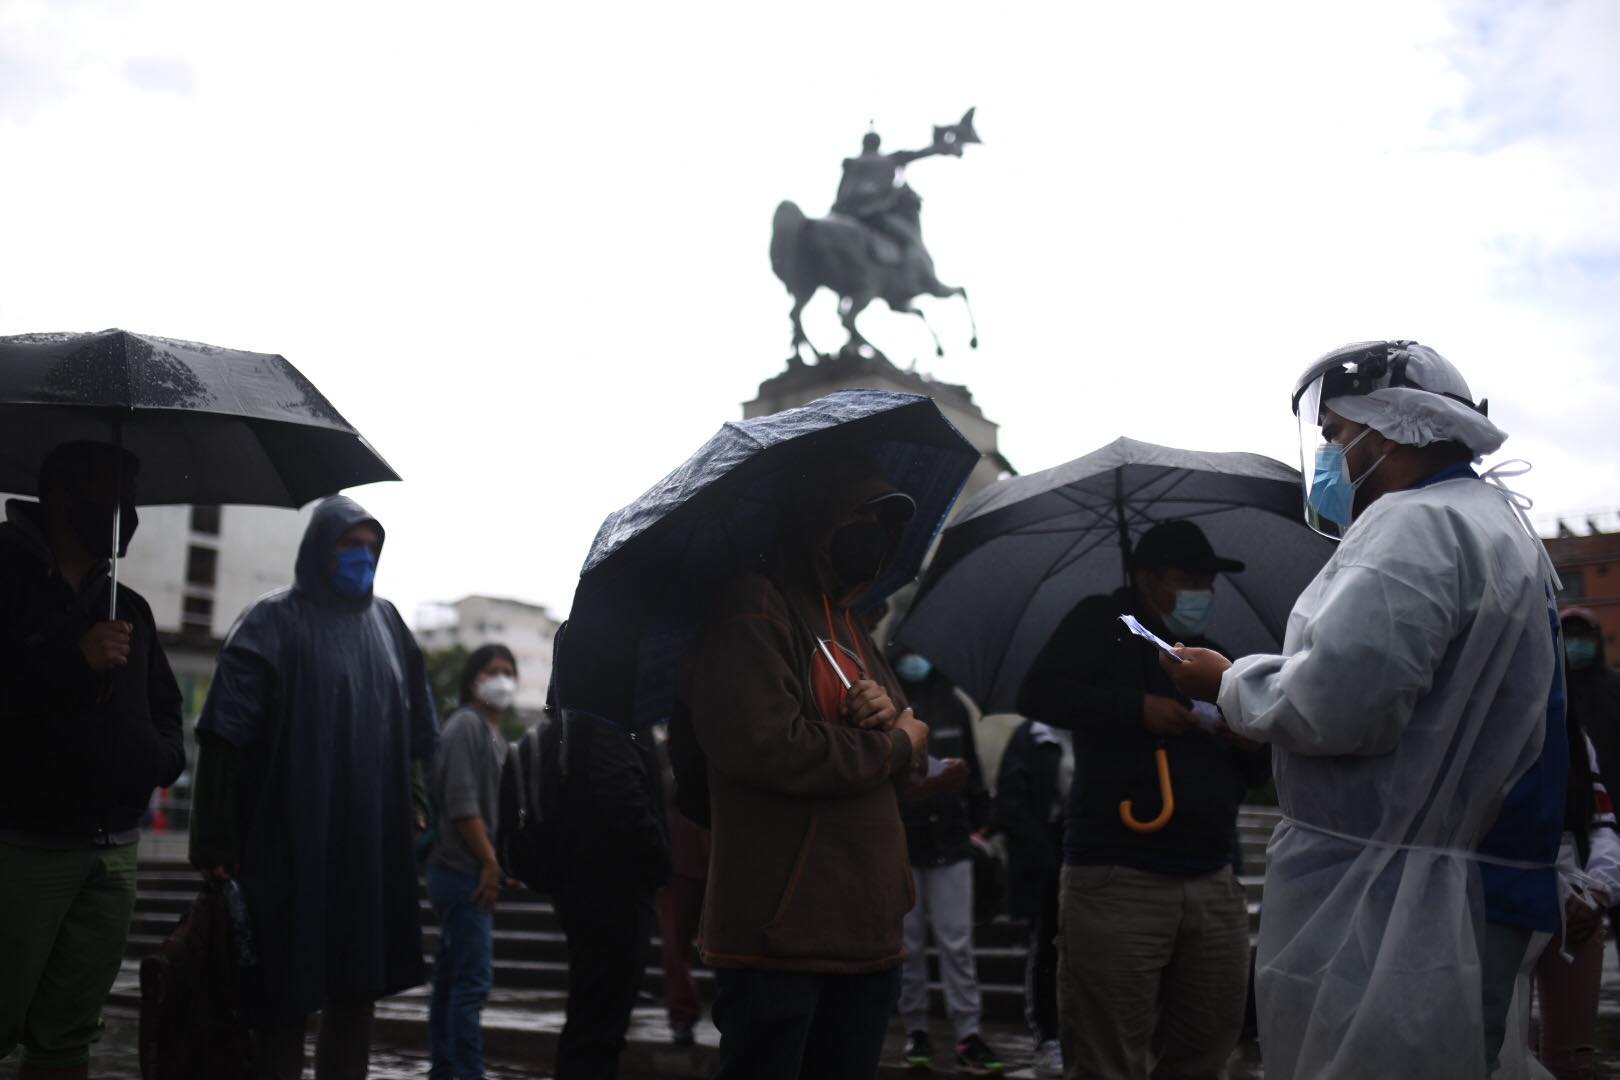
688,571,914,972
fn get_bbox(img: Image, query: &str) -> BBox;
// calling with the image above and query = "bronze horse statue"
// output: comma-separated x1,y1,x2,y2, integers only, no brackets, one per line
770,111,981,366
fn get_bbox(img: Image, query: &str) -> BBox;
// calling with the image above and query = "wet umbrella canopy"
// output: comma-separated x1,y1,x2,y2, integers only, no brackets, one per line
0,329,398,505
0,328,399,618
560,389,979,726
898,436,1336,712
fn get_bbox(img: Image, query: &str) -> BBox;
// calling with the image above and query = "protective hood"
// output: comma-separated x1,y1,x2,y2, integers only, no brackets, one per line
1321,343,1508,457
294,495,384,607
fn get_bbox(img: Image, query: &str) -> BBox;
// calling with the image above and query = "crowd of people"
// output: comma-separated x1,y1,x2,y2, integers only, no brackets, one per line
2,340,1618,1080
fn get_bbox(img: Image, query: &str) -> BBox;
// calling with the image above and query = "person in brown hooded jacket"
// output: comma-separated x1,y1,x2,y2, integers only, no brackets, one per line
686,458,932,1080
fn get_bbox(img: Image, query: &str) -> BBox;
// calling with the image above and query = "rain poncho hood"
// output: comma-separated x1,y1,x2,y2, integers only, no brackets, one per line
293,495,384,606
1218,472,1561,1078
196,495,437,1020
1321,343,1508,457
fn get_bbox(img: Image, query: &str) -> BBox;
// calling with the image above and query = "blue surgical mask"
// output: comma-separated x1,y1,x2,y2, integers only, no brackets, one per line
1566,638,1600,671
1163,589,1214,640
1308,428,1386,528
331,547,377,597
895,654,933,683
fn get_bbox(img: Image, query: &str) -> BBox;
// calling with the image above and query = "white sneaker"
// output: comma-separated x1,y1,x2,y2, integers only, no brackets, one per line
1033,1038,1064,1078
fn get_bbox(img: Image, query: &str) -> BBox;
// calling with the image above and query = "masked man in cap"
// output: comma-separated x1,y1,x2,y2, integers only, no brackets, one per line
685,458,933,1080
1164,341,1564,1079
1019,520,1266,1080
189,496,438,1080
1,442,186,1080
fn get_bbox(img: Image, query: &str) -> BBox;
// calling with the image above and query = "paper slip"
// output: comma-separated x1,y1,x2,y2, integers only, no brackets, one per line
1191,700,1222,733
1119,614,1184,662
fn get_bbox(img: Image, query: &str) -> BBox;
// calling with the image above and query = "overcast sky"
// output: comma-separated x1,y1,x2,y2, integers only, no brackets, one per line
3,0,1617,625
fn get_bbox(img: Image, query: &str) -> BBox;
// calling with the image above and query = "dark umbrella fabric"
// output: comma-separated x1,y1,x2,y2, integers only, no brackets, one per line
897,436,1336,713
560,389,980,726
0,329,398,505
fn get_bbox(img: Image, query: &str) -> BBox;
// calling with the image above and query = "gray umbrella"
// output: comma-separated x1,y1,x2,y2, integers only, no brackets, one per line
0,328,399,616
897,436,1336,712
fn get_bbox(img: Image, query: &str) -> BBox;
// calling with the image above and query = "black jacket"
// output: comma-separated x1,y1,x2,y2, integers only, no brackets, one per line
0,499,185,840
993,718,1065,919
897,673,989,867
1017,586,1269,877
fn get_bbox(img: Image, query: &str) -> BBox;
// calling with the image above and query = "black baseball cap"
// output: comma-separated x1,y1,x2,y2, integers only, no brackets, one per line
1130,520,1245,575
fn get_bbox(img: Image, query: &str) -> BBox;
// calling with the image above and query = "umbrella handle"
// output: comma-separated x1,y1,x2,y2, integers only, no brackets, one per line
1119,746,1174,834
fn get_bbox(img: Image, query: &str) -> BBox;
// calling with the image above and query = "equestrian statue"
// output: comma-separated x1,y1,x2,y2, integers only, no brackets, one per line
770,108,981,366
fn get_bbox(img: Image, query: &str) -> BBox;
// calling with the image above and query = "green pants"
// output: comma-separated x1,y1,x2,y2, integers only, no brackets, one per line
0,842,138,1068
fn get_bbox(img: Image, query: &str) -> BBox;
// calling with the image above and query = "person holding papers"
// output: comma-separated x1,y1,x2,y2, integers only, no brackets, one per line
1018,520,1268,1080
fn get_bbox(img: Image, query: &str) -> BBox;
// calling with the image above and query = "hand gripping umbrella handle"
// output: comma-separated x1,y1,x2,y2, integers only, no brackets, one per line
1119,745,1174,834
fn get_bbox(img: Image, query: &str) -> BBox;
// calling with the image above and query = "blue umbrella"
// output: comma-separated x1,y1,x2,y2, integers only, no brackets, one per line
558,389,979,726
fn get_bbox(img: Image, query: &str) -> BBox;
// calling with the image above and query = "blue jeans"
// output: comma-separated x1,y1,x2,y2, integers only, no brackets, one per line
713,965,900,1080
427,863,494,1080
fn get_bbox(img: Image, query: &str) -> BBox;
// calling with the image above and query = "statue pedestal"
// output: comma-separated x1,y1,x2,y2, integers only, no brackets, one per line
742,352,1013,508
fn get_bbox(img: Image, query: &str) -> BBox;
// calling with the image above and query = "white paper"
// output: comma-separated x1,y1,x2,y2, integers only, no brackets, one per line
1191,700,1222,733
1119,613,1184,662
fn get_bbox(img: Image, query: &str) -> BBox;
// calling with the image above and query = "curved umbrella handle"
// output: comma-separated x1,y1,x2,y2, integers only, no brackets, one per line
1119,746,1174,834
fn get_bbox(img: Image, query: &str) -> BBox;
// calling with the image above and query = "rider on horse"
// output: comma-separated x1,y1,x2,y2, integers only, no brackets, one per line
831,129,947,266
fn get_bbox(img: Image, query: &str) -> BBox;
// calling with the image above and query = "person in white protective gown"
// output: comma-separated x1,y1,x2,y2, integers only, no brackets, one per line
1162,341,1569,1080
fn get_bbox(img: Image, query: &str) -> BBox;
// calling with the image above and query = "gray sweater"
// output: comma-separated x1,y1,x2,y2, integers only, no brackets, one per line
430,707,508,876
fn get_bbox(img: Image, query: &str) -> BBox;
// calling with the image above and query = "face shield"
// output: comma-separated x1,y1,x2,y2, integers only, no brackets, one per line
1290,341,1414,541
1293,372,1352,540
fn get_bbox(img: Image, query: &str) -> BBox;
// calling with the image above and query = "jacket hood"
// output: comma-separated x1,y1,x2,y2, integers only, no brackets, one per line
295,495,384,607
1562,606,1608,670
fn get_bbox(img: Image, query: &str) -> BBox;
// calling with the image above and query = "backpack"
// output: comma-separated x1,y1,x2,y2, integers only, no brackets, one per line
497,708,567,893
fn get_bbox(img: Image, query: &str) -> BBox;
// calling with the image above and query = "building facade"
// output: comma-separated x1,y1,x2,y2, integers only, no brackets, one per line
415,595,561,715
1545,529,1620,651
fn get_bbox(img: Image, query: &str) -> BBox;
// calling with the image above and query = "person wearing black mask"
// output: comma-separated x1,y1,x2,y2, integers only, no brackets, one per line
1,441,185,1080
684,456,932,1080
189,496,439,1080
1561,608,1620,960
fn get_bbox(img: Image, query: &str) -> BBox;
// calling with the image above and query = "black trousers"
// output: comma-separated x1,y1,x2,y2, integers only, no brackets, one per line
1025,871,1061,1045
252,998,374,1080
551,877,653,1080
712,965,900,1080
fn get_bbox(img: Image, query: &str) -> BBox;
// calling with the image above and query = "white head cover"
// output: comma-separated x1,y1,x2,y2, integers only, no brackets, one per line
1324,343,1508,458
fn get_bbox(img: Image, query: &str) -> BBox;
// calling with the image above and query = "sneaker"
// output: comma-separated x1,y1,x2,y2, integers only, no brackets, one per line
1033,1038,1064,1078
904,1030,935,1070
670,1019,695,1046
955,1033,1006,1076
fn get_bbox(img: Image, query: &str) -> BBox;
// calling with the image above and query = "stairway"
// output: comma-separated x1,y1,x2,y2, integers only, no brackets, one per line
113,806,1278,1022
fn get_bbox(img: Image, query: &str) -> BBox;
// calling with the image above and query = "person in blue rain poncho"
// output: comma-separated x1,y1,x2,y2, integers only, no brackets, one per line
189,496,439,1080
1164,342,1566,1080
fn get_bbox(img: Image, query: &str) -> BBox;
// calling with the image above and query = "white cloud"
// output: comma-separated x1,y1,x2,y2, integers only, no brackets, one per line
1,0,1615,623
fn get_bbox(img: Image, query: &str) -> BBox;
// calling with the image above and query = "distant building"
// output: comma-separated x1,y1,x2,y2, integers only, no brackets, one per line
415,595,561,715
1545,526,1620,652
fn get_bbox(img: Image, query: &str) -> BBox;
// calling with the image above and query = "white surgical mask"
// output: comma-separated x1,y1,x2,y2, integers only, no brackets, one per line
475,674,518,711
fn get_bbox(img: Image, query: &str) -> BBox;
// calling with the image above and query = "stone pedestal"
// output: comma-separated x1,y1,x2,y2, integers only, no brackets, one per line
742,351,1013,508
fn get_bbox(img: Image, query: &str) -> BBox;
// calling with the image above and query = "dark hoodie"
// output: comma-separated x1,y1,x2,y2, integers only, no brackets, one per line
1566,611,1620,826
0,498,185,842
192,495,439,1021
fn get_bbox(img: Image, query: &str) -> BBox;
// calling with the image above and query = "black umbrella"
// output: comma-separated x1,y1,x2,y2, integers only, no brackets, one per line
897,436,1336,713
0,328,399,616
559,389,979,726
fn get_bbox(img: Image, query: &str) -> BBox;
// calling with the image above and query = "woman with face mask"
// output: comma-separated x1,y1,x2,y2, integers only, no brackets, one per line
426,644,518,1080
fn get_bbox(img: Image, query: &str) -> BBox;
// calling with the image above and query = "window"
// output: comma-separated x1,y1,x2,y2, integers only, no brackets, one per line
185,545,218,588
182,594,214,634
190,505,222,536
1556,569,1587,606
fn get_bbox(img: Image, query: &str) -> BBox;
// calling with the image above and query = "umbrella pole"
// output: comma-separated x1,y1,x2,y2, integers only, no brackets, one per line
1115,469,1132,589
108,421,122,621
